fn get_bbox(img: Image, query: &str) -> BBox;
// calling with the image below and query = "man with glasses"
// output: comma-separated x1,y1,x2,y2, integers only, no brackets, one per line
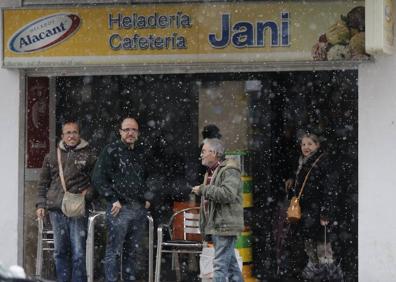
192,138,244,282
36,121,96,282
92,117,150,282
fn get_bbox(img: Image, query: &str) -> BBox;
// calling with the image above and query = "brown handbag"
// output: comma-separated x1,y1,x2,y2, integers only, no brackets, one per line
287,154,324,223
287,196,302,223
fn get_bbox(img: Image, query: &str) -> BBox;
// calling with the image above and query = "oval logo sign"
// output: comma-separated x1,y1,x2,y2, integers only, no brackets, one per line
8,13,81,53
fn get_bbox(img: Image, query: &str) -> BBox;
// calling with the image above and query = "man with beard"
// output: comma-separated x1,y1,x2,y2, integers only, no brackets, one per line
92,117,150,282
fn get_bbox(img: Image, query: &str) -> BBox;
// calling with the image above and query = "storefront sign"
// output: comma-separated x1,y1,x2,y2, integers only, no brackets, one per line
2,2,365,68
9,13,81,53
207,12,289,49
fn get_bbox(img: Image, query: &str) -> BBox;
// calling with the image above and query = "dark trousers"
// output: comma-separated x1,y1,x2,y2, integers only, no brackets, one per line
49,210,88,282
104,204,146,282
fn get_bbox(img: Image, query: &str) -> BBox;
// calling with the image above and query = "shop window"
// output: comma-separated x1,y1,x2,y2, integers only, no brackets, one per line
24,70,358,281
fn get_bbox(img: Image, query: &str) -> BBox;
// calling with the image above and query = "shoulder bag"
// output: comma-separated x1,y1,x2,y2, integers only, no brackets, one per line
58,148,86,217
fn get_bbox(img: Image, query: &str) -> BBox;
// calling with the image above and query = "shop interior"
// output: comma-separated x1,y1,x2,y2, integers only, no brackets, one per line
24,70,358,280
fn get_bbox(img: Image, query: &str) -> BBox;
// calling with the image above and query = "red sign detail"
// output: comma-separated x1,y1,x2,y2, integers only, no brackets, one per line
27,77,50,168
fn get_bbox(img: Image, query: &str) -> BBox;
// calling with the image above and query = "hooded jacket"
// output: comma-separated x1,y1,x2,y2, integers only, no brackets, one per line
199,159,244,236
36,139,96,210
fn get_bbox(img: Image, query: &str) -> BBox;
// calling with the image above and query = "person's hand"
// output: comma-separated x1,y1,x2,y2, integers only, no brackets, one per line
111,201,122,217
320,218,329,226
285,179,294,192
191,185,201,195
145,201,151,209
36,208,45,219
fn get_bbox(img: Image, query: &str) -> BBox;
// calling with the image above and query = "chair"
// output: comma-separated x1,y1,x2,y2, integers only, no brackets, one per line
155,207,204,282
35,217,55,279
86,210,155,282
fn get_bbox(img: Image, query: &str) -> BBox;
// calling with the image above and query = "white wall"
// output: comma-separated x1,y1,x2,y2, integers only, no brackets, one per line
0,5,21,269
359,55,396,281
0,68,20,267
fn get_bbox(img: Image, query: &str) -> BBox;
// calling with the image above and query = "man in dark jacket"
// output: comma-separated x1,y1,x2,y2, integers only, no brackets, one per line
92,117,150,282
192,138,244,282
36,121,96,282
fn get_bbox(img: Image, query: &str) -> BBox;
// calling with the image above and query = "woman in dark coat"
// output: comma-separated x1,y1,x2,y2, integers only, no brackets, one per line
284,133,338,281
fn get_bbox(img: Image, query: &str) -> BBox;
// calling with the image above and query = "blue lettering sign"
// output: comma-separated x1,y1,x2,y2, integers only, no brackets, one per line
208,12,290,48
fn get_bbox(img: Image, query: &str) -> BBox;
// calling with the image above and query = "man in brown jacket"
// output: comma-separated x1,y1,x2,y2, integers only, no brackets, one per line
36,121,96,282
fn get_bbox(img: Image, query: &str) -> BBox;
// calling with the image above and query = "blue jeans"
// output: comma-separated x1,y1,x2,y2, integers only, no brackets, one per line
212,235,244,282
49,210,88,282
104,204,146,282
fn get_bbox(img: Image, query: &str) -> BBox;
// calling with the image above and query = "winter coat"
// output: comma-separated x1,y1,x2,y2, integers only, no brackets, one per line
92,139,148,205
199,159,244,236
289,149,338,241
36,139,97,210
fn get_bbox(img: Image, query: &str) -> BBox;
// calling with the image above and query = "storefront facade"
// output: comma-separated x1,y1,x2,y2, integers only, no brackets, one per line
0,0,395,280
